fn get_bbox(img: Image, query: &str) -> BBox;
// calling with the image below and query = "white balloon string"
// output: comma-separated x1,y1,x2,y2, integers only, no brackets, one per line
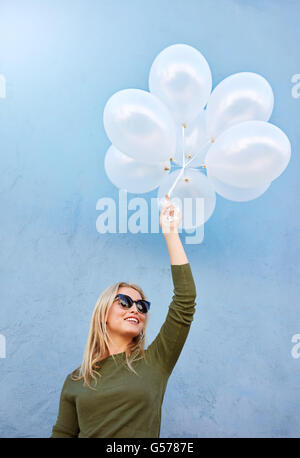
182,124,185,167
166,129,211,200
184,138,212,168
167,124,186,198
167,167,185,199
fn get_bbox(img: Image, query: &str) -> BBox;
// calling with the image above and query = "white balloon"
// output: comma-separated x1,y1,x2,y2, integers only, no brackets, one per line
104,145,170,194
206,72,274,139
173,110,212,167
207,170,271,202
103,89,176,164
149,44,212,125
157,168,216,229
204,120,291,188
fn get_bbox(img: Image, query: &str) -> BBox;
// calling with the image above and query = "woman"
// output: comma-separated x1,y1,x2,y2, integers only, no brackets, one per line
50,195,197,438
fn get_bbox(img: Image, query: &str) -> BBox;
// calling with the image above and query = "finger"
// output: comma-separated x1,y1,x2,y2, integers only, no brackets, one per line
162,202,173,209
162,206,174,215
162,200,175,208
161,204,173,213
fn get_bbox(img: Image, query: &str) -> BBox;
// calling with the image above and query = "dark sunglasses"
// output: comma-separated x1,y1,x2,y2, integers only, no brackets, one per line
114,294,151,314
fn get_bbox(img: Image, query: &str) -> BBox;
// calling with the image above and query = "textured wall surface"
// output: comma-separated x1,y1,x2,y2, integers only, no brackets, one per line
0,0,299,438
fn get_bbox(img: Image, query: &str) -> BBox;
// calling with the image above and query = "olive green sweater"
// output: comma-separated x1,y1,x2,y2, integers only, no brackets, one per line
50,263,197,438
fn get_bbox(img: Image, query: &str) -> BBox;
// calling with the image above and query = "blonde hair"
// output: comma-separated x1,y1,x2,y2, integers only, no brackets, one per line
71,281,149,389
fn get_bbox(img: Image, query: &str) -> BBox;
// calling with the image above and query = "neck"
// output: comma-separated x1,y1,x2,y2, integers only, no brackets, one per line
105,333,132,356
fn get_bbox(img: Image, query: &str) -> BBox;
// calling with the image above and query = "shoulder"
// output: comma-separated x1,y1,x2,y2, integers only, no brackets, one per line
62,367,81,387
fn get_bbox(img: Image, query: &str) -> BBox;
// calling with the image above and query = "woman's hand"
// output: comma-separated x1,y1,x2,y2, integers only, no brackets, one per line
160,194,182,235
160,194,188,264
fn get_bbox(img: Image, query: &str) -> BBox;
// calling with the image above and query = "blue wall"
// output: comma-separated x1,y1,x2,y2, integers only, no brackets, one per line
0,0,299,438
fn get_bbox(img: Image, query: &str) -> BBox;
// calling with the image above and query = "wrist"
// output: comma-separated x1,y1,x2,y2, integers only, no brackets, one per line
163,228,179,238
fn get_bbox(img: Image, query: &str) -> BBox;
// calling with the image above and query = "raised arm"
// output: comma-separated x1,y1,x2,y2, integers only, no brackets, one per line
50,375,79,438
145,195,197,376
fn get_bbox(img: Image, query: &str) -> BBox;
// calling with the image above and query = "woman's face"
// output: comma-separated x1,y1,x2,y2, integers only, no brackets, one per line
106,286,146,339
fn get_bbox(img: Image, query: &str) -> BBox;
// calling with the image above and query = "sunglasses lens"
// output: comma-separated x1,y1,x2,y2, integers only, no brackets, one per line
118,295,131,308
116,295,150,314
137,301,150,314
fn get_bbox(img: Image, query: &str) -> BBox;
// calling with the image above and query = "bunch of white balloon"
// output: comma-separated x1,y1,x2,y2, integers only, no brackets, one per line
103,44,291,230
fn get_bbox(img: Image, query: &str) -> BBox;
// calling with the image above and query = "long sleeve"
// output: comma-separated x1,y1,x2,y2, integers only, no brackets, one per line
146,262,197,377
50,375,80,438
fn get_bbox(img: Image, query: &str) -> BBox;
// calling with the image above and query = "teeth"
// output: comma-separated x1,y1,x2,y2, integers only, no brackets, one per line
125,318,138,323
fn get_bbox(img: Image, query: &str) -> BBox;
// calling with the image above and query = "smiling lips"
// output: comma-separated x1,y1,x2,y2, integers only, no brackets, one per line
124,317,139,325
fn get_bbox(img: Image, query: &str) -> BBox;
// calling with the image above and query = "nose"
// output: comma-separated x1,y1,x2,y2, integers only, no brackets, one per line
130,301,141,314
